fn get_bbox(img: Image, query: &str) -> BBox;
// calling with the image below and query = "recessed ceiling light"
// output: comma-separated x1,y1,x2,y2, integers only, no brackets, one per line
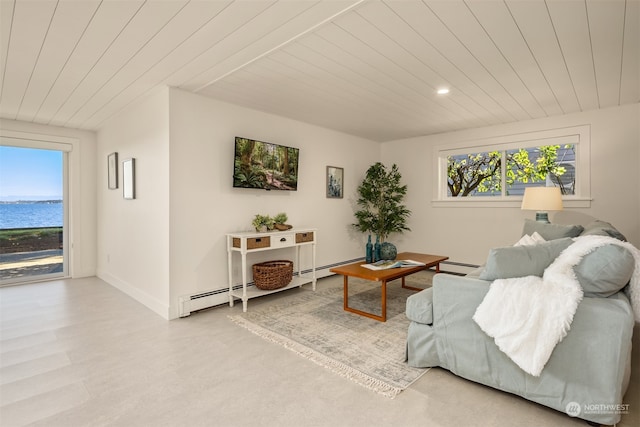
437,88,450,95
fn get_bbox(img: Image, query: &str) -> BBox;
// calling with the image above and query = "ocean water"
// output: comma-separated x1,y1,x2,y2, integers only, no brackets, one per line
0,202,63,229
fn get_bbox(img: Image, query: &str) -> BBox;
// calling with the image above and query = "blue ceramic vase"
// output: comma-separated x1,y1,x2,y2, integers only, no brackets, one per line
379,242,397,260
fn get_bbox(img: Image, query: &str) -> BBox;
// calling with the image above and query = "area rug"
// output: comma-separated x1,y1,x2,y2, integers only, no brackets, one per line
228,270,434,398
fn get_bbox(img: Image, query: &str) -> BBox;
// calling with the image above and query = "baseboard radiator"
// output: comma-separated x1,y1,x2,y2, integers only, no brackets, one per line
177,259,478,317
177,261,355,317
178,288,233,318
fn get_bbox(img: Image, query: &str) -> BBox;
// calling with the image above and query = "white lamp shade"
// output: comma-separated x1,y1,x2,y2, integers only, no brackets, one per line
521,187,563,211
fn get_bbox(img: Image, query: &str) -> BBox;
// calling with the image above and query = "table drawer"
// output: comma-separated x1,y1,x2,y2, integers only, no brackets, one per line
295,232,314,243
233,236,271,250
271,233,295,248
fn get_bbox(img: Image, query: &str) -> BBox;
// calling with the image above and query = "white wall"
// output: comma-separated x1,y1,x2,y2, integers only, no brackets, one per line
167,89,379,319
96,88,171,318
93,86,638,319
382,103,640,268
0,119,97,278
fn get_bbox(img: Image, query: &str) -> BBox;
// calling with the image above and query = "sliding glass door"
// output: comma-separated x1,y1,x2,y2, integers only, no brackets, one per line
0,144,67,285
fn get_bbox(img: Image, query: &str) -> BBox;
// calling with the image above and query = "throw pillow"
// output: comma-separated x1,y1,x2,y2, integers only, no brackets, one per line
531,231,546,244
514,234,535,246
521,219,584,240
514,231,546,246
479,237,573,281
574,245,634,297
581,220,627,241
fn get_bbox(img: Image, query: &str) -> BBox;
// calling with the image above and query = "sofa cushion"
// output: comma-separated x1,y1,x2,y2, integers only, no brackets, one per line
575,245,634,297
581,220,627,241
479,238,573,281
522,219,584,240
406,287,433,324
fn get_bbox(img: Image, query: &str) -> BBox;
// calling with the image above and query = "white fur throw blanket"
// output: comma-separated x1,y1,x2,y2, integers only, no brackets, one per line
473,235,640,377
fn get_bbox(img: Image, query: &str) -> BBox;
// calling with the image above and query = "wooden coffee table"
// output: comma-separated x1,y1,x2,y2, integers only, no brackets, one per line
329,252,449,322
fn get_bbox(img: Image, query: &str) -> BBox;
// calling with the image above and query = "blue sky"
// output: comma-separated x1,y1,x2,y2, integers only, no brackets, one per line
0,146,63,201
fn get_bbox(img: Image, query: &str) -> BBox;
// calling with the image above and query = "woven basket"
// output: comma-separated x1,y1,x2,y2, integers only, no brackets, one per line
252,260,293,290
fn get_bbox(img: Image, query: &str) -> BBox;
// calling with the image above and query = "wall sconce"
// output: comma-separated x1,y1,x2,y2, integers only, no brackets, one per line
521,187,563,223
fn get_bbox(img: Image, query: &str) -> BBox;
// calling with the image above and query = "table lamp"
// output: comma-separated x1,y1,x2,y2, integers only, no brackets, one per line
521,187,563,223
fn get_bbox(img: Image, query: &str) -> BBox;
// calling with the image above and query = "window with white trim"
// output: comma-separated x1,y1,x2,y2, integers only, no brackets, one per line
434,126,591,207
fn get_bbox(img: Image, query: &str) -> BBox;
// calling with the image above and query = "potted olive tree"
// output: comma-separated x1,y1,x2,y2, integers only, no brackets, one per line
353,162,411,260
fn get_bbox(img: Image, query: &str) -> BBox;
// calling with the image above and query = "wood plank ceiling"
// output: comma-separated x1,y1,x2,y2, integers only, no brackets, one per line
0,0,638,142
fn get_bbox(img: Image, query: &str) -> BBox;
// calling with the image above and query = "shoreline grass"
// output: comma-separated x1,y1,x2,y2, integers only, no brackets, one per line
0,227,63,241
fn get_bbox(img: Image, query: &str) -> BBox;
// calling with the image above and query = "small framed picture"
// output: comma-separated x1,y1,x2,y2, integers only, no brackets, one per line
123,158,136,200
326,166,343,198
107,152,118,189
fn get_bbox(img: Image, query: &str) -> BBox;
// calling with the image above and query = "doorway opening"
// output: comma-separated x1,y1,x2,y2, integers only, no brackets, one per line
0,144,68,285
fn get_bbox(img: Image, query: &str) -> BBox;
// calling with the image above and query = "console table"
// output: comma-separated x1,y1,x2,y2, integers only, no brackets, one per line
226,228,317,312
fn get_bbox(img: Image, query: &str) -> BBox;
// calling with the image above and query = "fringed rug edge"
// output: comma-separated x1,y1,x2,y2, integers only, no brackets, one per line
228,314,411,399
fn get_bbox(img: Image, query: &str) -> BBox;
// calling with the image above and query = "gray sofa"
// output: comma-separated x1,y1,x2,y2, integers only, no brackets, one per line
406,220,636,425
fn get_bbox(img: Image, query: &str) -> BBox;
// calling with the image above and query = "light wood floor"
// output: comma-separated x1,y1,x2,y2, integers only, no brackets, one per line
1,276,638,427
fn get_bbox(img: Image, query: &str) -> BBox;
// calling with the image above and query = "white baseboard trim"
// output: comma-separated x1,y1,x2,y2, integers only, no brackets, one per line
97,270,170,320
97,259,474,321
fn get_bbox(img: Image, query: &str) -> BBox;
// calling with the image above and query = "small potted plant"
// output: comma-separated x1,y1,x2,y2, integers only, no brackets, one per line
252,214,274,232
273,212,292,230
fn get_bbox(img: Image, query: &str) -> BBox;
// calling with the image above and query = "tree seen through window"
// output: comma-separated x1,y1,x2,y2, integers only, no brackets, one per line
447,145,575,197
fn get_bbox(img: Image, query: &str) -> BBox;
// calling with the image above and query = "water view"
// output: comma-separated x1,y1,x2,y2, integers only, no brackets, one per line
0,201,63,229
0,202,64,282
0,146,65,283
